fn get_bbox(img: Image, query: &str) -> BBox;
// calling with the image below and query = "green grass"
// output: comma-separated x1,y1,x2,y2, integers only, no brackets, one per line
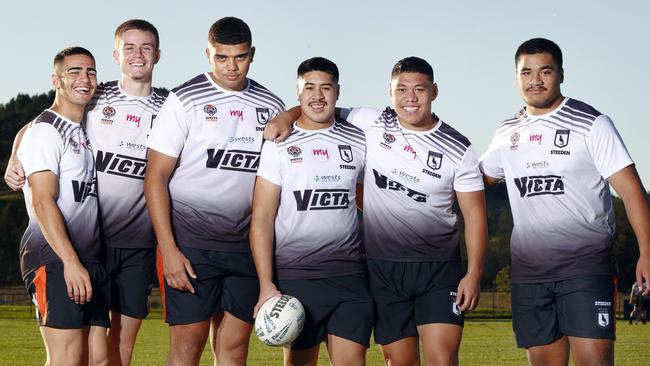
1,307,649,365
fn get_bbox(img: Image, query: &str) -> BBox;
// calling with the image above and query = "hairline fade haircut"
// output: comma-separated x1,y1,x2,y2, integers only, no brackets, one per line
53,47,95,71
391,56,434,83
297,57,339,84
114,19,160,50
515,38,563,70
208,17,252,46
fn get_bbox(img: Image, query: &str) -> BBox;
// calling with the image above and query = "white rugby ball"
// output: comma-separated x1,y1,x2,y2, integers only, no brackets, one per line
254,294,305,346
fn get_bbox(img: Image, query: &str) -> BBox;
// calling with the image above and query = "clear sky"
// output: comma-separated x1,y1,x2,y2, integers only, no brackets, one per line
2,0,649,188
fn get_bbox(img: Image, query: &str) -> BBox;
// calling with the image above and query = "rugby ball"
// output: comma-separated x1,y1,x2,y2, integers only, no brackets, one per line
254,295,305,346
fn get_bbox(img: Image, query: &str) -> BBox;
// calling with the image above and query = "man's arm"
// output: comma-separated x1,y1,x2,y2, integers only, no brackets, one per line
263,106,300,142
4,124,28,190
608,165,650,296
144,149,196,293
455,189,488,311
250,176,282,317
29,171,92,304
482,174,501,187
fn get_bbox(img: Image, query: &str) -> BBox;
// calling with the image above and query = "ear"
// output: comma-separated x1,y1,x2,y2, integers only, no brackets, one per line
113,49,120,64
154,49,161,65
205,47,210,61
431,83,439,102
559,67,564,84
388,83,393,98
336,84,340,100
51,73,60,89
249,46,256,63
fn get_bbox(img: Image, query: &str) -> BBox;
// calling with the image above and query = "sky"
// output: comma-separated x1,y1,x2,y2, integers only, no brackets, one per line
2,1,649,188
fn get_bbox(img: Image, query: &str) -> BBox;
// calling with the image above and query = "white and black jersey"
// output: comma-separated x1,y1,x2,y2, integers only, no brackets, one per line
341,107,483,262
18,110,100,280
257,121,366,280
85,81,168,249
147,73,284,252
480,97,633,283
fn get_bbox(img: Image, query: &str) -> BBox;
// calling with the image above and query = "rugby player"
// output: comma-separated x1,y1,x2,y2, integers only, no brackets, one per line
251,57,373,366
265,57,487,365
480,38,650,365
144,17,284,365
5,20,167,366
18,46,109,366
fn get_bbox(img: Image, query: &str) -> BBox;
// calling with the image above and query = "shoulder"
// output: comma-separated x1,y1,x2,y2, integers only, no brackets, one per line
171,73,213,102
247,79,285,110
435,121,471,149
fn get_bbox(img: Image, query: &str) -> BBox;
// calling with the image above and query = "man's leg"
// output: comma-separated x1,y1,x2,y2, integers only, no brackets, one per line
568,337,613,366
326,334,366,366
89,325,109,366
214,311,252,366
40,326,86,366
168,320,211,366
378,336,419,366
209,311,224,364
107,312,143,366
418,323,462,366
283,345,319,366
526,336,570,366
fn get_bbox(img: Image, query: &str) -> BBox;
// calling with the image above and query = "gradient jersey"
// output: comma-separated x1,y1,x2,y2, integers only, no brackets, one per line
147,73,284,252
342,107,484,261
257,121,366,279
85,81,168,249
480,97,633,283
18,110,100,280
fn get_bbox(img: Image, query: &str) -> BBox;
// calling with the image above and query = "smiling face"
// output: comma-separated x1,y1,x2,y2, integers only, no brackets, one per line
113,29,159,83
516,52,564,115
389,72,438,131
296,71,339,130
52,54,97,107
206,41,254,91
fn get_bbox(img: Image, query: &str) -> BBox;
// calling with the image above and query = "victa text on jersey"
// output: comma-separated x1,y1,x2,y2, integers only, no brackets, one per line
293,189,350,211
206,148,260,173
513,175,565,198
96,150,147,180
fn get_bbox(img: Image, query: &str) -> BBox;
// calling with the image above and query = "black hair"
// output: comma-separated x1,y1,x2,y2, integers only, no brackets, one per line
515,38,563,69
208,17,252,46
391,56,434,82
297,57,339,83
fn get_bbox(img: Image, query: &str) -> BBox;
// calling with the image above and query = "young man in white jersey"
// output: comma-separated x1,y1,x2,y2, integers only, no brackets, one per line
252,57,373,366
480,38,650,365
18,47,109,366
5,20,166,366
265,57,487,365
145,17,284,366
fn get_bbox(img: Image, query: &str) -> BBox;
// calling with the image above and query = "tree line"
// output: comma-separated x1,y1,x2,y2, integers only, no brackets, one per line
0,92,646,291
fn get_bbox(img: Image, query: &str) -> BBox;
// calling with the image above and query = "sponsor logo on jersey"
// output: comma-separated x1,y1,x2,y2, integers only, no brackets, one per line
206,149,260,173
312,148,330,160
204,104,218,121
125,114,142,129
380,132,395,149
373,169,427,202
96,150,147,180
293,189,350,211
72,178,97,203
101,106,115,125
287,146,303,163
403,145,417,159
256,108,270,124
529,133,543,145
513,175,565,198
313,174,341,183
554,129,570,148
339,145,353,163
510,132,520,151
118,141,147,152
427,151,443,170
391,169,420,183
525,161,549,169
228,136,256,144
229,109,244,122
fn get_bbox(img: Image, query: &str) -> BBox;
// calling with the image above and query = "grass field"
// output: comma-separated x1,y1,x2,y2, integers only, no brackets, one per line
1,307,649,365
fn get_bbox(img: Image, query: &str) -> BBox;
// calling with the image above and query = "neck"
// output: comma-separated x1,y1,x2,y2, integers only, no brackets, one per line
121,77,152,97
398,114,438,132
527,95,564,116
50,98,85,123
296,116,334,130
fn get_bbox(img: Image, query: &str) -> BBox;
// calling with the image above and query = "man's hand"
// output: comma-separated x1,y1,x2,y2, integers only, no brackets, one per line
636,255,650,296
4,157,25,191
161,247,197,293
263,107,300,142
63,260,92,304
253,282,282,318
455,272,481,312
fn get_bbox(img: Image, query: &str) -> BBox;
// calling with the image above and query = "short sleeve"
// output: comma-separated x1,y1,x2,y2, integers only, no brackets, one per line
147,93,190,158
18,123,62,177
454,146,485,192
340,107,381,131
479,132,505,181
588,115,633,179
257,140,282,186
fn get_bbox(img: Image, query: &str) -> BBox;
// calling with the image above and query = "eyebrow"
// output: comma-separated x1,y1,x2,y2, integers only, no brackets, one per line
303,82,334,87
214,52,250,58
124,42,156,47
66,66,97,73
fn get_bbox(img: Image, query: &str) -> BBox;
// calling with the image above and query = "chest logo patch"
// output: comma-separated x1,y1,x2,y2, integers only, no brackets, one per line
338,145,353,163
554,129,570,148
427,151,443,170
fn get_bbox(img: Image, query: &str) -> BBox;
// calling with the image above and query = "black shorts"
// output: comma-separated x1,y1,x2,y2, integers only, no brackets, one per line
24,262,110,329
367,260,464,345
157,247,259,325
107,247,155,319
512,275,617,348
277,274,374,350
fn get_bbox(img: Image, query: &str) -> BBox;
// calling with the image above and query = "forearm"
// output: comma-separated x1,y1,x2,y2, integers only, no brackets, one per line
144,174,177,252
250,215,276,287
458,190,488,276
33,198,80,264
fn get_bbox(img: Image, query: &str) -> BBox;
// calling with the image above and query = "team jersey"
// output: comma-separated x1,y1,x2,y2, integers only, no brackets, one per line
257,121,366,280
18,110,100,280
341,107,484,261
480,97,633,283
147,73,284,252
85,81,168,249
